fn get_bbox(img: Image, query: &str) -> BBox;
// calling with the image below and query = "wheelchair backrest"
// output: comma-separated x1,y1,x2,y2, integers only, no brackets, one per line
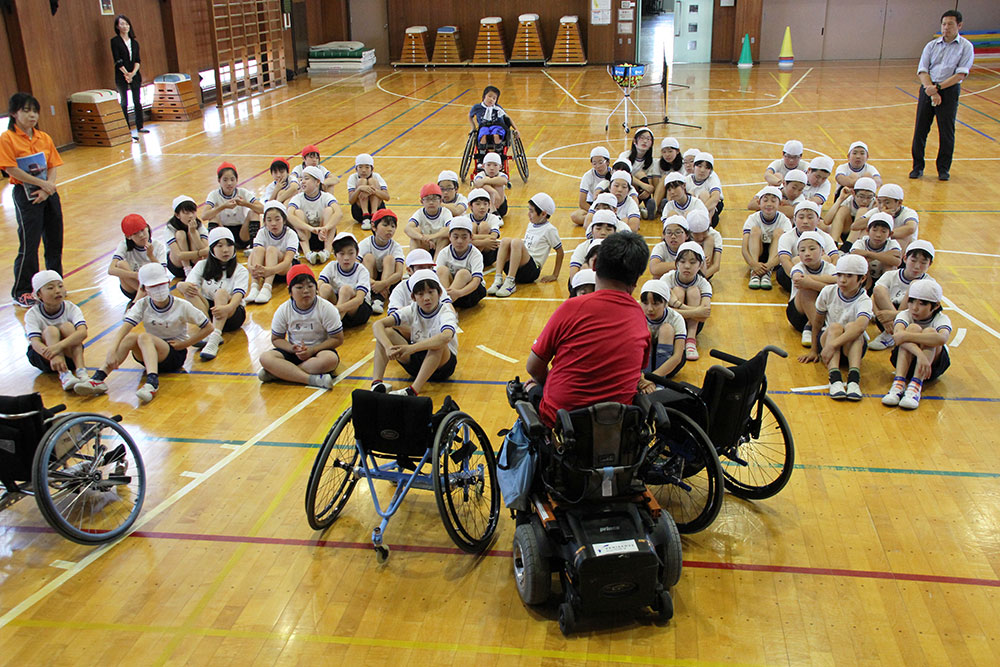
0,393,49,489
351,389,435,459
699,351,768,449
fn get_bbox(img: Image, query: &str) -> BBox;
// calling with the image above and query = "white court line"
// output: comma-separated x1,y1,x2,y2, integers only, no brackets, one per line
790,384,830,393
950,328,967,348
220,444,240,450
49,560,75,570
0,351,374,631
692,68,812,116
541,70,608,112
942,296,1000,342
179,471,202,479
476,344,518,363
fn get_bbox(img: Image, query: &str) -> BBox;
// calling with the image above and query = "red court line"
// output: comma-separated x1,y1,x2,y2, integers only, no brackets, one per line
7,525,999,588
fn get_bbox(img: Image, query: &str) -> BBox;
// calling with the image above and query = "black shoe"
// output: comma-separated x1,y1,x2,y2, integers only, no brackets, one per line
938,171,950,181
908,169,923,179
132,135,140,142
138,129,150,133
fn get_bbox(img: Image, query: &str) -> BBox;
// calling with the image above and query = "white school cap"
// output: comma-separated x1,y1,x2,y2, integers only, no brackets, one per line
662,214,689,232
676,240,705,262
848,141,869,155
663,171,686,186
405,249,434,268
467,188,490,202
590,146,611,160
570,269,596,290
31,270,62,293
263,200,287,216
407,268,442,293
138,263,171,287
172,195,196,211
796,231,826,248
333,231,358,245
640,279,672,302
794,200,822,217
783,139,804,156
834,254,868,276
784,169,808,184
483,152,502,165
683,148,699,159
661,137,680,150
587,209,620,233
809,155,834,172
448,216,475,234
694,151,714,166
614,152,633,169
633,126,652,138
302,165,326,182
354,153,374,167
208,227,234,246
853,177,877,193
866,211,894,229
907,279,942,303
593,192,618,208
687,210,711,233
878,183,904,200
906,239,935,259
529,192,556,216
437,169,459,183
757,185,783,200
610,170,632,185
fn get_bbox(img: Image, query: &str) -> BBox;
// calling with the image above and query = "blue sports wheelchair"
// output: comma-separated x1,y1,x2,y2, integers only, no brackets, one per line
0,393,146,544
304,389,500,562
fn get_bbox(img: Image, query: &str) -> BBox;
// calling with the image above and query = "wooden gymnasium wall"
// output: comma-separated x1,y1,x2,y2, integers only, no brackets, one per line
712,0,763,64
305,0,350,47
0,9,20,103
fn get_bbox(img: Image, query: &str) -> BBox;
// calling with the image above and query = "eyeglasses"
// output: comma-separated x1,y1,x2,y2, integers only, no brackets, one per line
439,186,457,192
664,229,686,236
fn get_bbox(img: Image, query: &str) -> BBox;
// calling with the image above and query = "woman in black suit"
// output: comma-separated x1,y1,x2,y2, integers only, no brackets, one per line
110,14,147,137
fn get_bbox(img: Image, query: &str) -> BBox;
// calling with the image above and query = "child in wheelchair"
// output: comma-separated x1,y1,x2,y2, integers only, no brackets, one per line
23,271,90,391
469,85,517,151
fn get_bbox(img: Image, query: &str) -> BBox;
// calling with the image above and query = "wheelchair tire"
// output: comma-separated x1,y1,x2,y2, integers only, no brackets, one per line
558,601,576,636
459,131,477,184
720,395,795,500
511,133,529,183
643,407,724,534
512,522,550,605
31,413,146,545
652,512,683,589
305,407,359,531
431,410,500,553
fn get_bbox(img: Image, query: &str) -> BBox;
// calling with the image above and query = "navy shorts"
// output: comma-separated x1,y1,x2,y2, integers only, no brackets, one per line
504,258,541,284
400,350,457,381
786,300,809,332
351,200,386,222
890,345,950,381
26,346,76,373
205,300,247,332
131,345,188,373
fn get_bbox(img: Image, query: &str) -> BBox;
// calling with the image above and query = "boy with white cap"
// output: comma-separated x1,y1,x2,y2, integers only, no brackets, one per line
464,187,502,265
572,146,613,226
651,137,683,211
319,232,373,328
23,270,89,390
687,210,722,280
436,216,486,308
742,185,792,289
387,249,452,316
568,269,597,298
787,231,837,347
649,215,690,278
488,193,563,298
570,209,618,287
882,279,952,410
825,176,878,247
438,170,469,217
849,211,901,288
359,208,405,314
406,183,453,254
346,153,390,230
775,201,839,292
75,263,213,404
803,155,834,206
682,148,699,175
661,172,710,222
869,240,937,351
834,141,882,192
288,165,342,264
589,170,640,231
687,151,725,227
473,151,509,215
861,183,919,252
639,279,687,378
660,241,713,360
765,139,810,186
587,192,632,235
798,254,872,401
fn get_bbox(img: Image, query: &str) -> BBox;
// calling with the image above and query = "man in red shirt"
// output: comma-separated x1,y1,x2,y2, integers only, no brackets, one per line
527,231,653,426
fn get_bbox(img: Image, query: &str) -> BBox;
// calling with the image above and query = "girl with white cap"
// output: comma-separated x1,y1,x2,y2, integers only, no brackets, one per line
686,151,725,227
177,226,249,361
660,241,713,360
201,162,262,250
571,146,613,226
682,148,699,175
649,215,690,278
786,231,837,348
592,169,641,231
661,172,710,223
164,195,209,279
568,209,617,288
882,279,952,410
346,153,389,230
568,269,597,298
247,200,299,305
639,279,687,378
75,263,212,404
834,141,882,193
288,164,342,264
764,139,810,187
651,137,683,212
687,210,723,280
437,169,469,217
23,270,89,390
775,201,840,292
488,193,563,298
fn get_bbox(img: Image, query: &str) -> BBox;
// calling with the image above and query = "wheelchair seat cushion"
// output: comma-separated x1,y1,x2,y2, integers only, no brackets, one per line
351,389,435,459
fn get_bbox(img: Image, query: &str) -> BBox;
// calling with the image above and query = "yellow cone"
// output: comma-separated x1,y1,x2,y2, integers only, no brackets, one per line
778,26,794,69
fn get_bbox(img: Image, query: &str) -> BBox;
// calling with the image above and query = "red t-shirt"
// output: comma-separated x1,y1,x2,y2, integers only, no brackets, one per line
531,289,650,426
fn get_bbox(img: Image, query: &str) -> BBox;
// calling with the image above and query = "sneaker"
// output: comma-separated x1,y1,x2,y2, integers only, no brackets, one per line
759,273,772,290
306,251,321,265
200,331,223,361
74,368,90,383
255,284,272,304
496,281,516,298
370,381,389,393
899,387,922,410
829,381,846,400
748,275,761,290
14,293,37,308
361,219,372,231
246,283,260,303
135,382,158,404
258,368,277,383
390,386,417,396
308,373,333,389
845,381,862,401
882,384,905,407
801,328,813,348
868,332,895,351
59,371,79,391
496,217,504,228
318,250,331,263
487,280,503,296
685,338,699,361
371,299,384,315
74,378,108,396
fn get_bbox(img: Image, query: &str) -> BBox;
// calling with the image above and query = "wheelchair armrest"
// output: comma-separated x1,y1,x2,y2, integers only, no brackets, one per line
643,372,690,392
709,349,746,365
706,364,736,381
555,409,575,447
635,393,670,431
763,345,788,358
515,400,547,438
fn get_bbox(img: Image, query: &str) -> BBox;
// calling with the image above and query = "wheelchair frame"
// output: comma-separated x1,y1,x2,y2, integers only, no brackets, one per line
459,115,529,185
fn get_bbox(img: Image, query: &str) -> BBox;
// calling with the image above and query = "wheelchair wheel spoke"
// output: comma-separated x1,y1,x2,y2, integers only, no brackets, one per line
305,408,358,531
719,396,795,500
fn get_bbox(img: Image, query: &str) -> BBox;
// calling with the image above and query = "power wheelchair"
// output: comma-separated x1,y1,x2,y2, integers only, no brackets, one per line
0,393,146,545
305,389,500,562
504,380,683,635
459,115,529,185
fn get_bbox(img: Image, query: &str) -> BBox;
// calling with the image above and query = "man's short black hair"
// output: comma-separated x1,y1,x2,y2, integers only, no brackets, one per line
942,10,962,24
594,231,649,288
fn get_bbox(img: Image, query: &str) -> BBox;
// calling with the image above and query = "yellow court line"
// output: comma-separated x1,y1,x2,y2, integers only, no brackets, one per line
557,71,587,109
525,125,545,154
8,618,761,667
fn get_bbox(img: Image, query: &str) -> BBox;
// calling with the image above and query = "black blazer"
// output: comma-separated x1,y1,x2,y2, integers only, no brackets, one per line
111,35,142,87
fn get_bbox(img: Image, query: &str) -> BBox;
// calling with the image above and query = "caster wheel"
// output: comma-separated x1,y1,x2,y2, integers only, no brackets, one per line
558,602,576,636
374,545,390,563
657,591,674,622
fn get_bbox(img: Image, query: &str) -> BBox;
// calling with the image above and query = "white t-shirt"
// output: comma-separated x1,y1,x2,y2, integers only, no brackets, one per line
590,195,640,223
319,261,371,303
24,301,86,340
290,163,332,185
252,227,299,256
124,296,209,343
570,239,601,269
850,236,902,279
841,194,874,219
894,309,952,336
630,153,655,176
650,241,683,266
803,179,832,204
391,302,459,356
814,285,873,329
646,306,687,341
661,195,709,221
261,178,293,203
686,172,724,201
874,269,937,306
788,259,836,301
270,298,344,347
835,162,881,182
112,239,168,272
697,228,724,258
445,191,469,214
288,191,338,228
466,212,502,236
439,245,484,281
346,172,388,194
358,236,405,268
661,270,713,300
386,278,452,315
767,157,810,179
579,168,613,204
410,207,453,236
473,169,509,192
164,222,209,251
205,187,257,228
523,222,562,268
187,259,250,300
863,206,920,245
777,228,839,260
743,211,792,244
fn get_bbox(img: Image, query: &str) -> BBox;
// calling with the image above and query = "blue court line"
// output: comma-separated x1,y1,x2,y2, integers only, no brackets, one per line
367,89,471,157
895,87,996,141
76,291,101,307
83,284,178,349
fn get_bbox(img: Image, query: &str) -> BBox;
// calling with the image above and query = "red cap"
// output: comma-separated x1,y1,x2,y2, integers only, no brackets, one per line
419,183,443,199
301,145,320,158
270,157,290,170
121,213,148,237
217,161,237,177
371,208,397,224
286,264,316,286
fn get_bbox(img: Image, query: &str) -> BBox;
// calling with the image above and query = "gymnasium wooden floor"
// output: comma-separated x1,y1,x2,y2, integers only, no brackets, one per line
1,59,1000,665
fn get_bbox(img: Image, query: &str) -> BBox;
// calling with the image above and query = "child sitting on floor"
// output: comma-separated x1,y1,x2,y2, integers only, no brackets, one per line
849,211,901,291
786,231,836,348
488,193,563,298
23,271,89,391
649,215,690,279
660,241,712,361
347,153,389,230
640,279,687,378
319,232,373,329
869,240,936,351
404,183,453,255
436,216,486,309
358,208,405,315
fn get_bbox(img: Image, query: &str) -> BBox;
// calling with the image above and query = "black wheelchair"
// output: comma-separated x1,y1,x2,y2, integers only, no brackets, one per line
505,382,683,635
644,346,795,531
304,389,500,562
0,393,146,545
459,115,529,185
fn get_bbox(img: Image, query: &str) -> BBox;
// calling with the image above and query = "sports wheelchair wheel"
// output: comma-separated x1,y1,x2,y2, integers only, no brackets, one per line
305,407,360,531
719,395,794,500
459,131,477,184
31,413,145,545
431,410,500,553
643,407,724,534
511,133,529,183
